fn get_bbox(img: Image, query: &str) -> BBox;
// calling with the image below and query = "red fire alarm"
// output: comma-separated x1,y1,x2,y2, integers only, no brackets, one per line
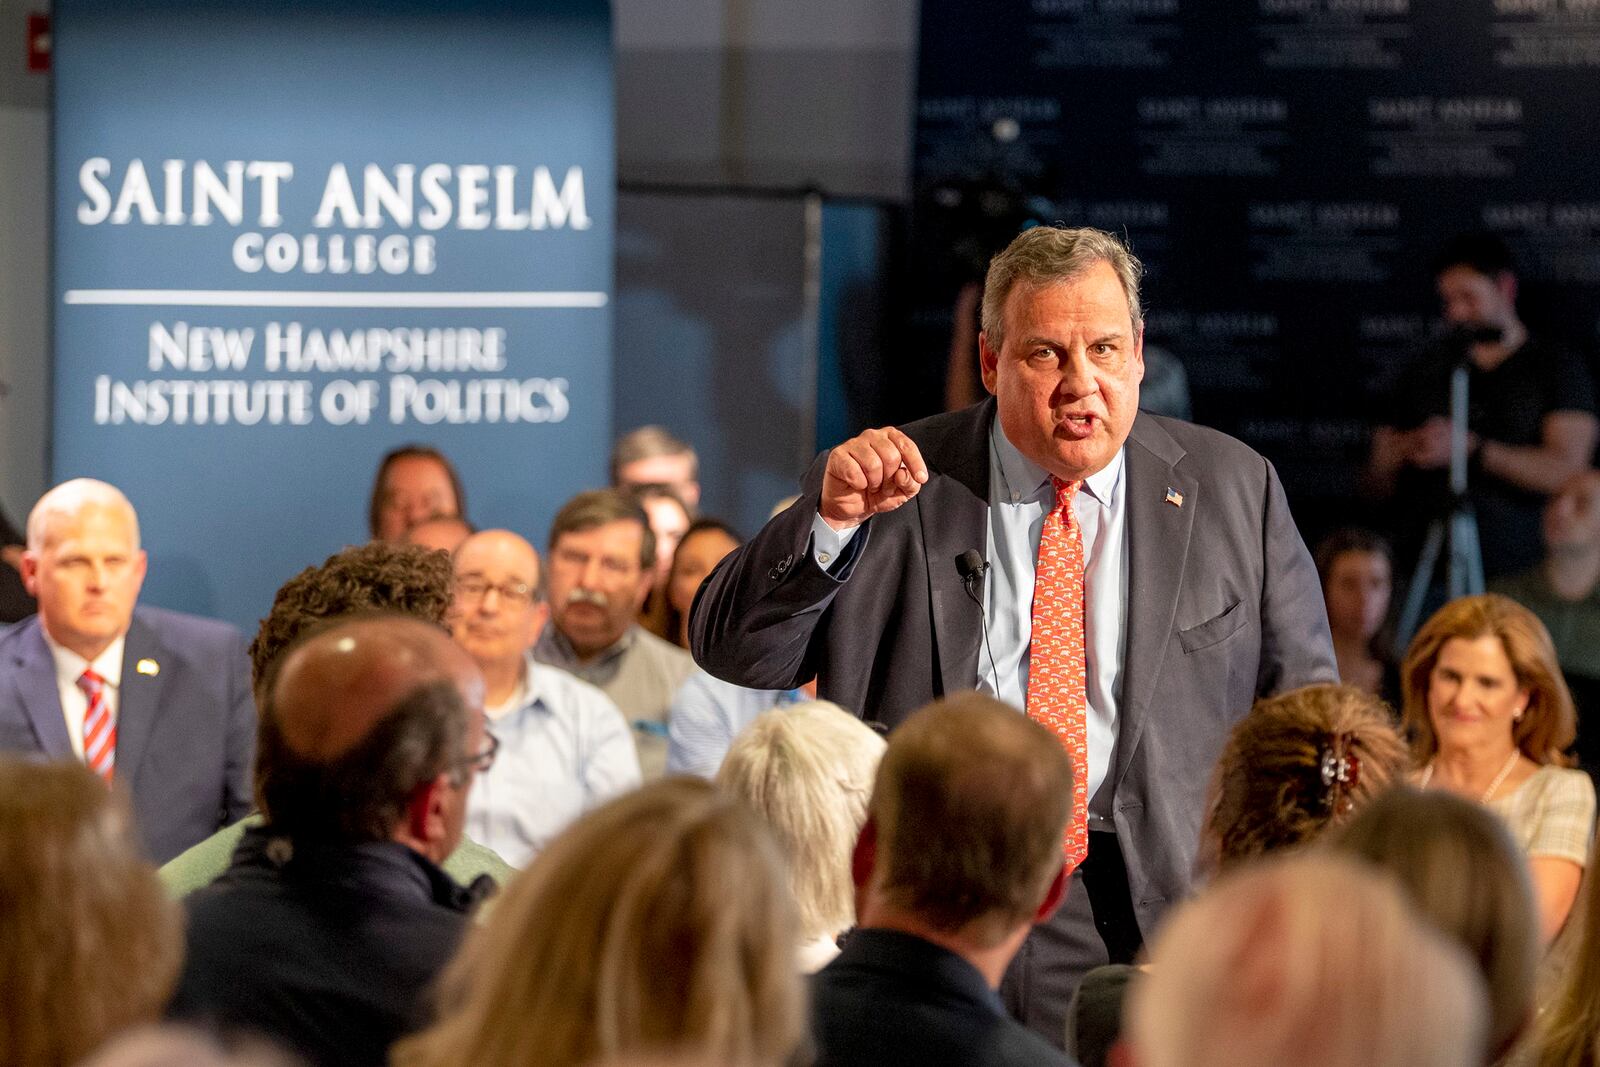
27,13,50,73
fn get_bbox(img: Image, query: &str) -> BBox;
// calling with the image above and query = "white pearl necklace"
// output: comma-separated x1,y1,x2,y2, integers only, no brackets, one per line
1418,748,1523,803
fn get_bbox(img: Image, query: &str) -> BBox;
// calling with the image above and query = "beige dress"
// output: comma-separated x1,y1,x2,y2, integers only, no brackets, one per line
1484,764,1596,867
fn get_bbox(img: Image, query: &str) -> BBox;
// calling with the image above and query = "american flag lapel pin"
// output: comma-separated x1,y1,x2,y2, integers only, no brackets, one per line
1164,487,1184,508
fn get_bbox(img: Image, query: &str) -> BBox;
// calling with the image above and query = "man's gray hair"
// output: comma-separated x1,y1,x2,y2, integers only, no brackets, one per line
26,479,141,552
980,226,1144,349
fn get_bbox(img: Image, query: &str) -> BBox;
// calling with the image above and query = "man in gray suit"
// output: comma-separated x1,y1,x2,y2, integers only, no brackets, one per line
691,225,1336,1045
0,479,254,862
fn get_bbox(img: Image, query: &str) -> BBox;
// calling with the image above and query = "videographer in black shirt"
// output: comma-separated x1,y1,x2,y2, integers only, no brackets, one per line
1368,233,1599,578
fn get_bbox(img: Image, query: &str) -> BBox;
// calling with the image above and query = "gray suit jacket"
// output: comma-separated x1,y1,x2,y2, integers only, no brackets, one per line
692,399,1335,1011
0,606,256,863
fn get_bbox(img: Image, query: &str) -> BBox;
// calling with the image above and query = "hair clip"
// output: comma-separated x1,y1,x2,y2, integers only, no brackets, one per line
1319,733,1361,814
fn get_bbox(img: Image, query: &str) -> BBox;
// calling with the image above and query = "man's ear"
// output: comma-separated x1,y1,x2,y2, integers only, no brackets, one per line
19,551,38,596
404,774,449,845
1496,269,1519,305
1033,861,1069,924
978,332,1000,395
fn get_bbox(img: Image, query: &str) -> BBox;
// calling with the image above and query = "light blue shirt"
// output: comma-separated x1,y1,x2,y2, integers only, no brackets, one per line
810,420,1128,822
466,657,642,868
665,667,808,779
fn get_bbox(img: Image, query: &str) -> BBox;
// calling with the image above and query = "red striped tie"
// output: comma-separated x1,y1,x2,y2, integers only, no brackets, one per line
78,668,116,784
1028,476,1089,873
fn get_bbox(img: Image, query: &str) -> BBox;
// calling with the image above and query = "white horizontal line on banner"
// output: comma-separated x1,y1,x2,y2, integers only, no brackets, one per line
62,289,609,309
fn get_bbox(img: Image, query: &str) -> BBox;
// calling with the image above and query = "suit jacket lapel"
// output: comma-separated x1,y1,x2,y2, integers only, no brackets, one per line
1114,414,1196,791
10,620,74,758
115,612,168,790
920,399,995,697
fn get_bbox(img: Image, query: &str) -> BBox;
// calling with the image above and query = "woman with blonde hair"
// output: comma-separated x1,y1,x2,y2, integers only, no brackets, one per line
1328,786,1539,1063
715,699,886,971
393,776,805,1067
1402,594,1594,940
1522,827,1600,1066
0,759,183,1067
1199,682,1410,873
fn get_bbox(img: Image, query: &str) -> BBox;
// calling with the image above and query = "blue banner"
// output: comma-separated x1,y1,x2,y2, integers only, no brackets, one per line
52,0,614,630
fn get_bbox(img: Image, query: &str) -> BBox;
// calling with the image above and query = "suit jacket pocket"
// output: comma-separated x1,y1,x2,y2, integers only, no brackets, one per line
1177,600,1246,654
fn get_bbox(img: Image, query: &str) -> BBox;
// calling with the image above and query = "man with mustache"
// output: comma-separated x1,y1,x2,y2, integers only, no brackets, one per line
692,225,1336,1047
450,529,638,866
534,489,693,780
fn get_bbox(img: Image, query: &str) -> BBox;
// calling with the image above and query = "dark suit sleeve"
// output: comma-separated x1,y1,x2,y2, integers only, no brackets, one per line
689,452,866,691
221,628,257,824
1255,457,1338,696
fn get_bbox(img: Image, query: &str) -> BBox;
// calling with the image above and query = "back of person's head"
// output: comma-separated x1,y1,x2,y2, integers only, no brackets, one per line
1326,786,1538,1059
715,700,886,945
393,777,803,1067
254,615,476,845
249,541,454,690
1528,824,1600,1066
868,692,1073,947
1201,683,1408,874
0,760,182,1067
1128,853,1487,1067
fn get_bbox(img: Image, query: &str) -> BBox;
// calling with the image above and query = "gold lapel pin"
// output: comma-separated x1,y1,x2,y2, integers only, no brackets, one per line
1164,487,1185,508
136,658,160,677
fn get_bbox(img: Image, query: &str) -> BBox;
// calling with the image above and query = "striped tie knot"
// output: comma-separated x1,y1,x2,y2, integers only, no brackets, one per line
77,668,105,700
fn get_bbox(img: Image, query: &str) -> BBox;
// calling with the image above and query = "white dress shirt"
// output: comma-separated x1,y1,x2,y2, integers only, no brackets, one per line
466,657,642,868
810,419,1129,823
42,630,126,761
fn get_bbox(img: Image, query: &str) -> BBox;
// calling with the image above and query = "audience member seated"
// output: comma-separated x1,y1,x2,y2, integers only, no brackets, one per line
810,693,1076,1067
1403,594,1595,941
1067,683,1408,1067
450,530,639,866
1492,469,1600,766
534,489,693,780
631,483,692,638
714,700,886,971
1126,854,1487,1067
169,616,493,1067
1198,682,1408,875
612,424,701,513
368,444,468,541
0,500,34,623
1518,821,1600,1066
1328,787,1538,1063
634,484,692,593
393,777,804,1067
0,479,254,862
1367,233,1599,579
1314,528,1400,703
662,517,741,649
0,759,182,1067
159,541,512,894
403,513,476,555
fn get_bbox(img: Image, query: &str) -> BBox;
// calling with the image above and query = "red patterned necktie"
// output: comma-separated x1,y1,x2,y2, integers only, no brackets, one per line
1028,476,1089,872
78,668,116,784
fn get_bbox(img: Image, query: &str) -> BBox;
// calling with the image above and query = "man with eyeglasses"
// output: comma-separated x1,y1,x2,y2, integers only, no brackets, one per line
451,529,640,867
170,615,494,1067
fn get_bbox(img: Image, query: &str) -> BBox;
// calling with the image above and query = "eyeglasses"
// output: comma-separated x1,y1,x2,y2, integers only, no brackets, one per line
455,577,537,607
458,731,499,777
